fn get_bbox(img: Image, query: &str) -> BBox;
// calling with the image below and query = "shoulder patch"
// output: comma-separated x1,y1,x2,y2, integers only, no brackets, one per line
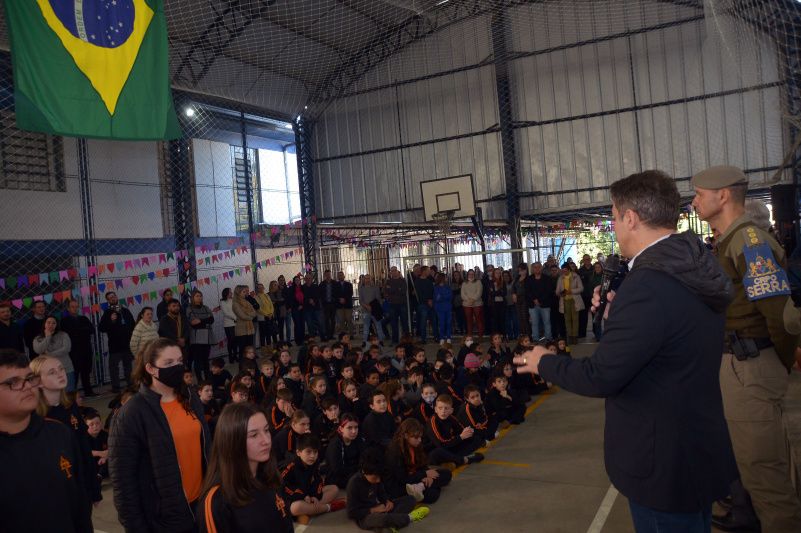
741,229,791,301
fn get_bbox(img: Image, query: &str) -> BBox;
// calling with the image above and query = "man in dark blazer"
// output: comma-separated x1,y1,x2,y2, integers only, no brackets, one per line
515,170,737,532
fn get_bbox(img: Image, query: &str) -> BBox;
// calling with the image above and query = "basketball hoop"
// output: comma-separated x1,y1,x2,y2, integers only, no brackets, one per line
432,210,456,238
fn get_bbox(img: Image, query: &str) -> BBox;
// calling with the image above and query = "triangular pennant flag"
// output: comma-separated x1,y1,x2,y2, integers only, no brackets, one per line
12,299,23,310
54,291,64,303
142,257,150,267
147,272,155,281
43,293,53,304
58,270,68,282
63,290,71,301
98,283,106,293
142,292,150,302
22,297,33,309
18,276,29,288
107,263,115,273
116,262,124,272
91,304,101,313
135,294,143,304
115,279,124,289
134,259,141,268
132,276,139,285
150,291,158,300
124,260,134,270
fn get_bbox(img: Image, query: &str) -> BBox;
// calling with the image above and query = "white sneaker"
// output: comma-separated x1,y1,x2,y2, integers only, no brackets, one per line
439,339,445,346
446,338,451,344
406,482,425,502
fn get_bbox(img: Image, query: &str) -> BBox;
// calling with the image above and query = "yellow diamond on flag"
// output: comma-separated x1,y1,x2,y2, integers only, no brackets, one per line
36,0,154,115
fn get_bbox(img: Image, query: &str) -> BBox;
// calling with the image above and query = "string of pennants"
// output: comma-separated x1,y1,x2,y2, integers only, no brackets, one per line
1,238,247,291
5,246,304,315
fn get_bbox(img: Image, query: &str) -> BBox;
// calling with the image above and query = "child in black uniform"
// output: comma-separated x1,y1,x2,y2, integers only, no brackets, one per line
457,384,496,443
302,375,329,422
280,434,344,525
312,397,340,451
361,389,396,448
268,388,295,436
346,448,429,531
425,394,484,466
283,363,305,407
485,374,526,426
274,410,311,468
324,413,365,489
386,418,452,504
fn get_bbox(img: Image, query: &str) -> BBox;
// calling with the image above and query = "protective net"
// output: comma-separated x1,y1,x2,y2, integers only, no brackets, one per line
0,0,798,384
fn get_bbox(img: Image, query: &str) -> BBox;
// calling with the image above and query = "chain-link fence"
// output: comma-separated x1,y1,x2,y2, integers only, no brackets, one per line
0,62,309,386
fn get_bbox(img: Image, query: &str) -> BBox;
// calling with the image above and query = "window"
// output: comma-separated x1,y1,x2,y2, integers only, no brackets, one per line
258,146,300,225
0,109,65,192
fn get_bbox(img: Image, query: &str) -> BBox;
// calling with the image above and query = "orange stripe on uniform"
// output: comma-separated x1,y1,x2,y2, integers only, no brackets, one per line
204,485,220,533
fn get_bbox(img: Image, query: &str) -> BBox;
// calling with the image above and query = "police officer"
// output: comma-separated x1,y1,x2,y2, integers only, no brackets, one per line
692,165,801,533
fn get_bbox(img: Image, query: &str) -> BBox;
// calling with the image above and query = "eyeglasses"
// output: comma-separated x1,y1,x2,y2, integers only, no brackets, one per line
0,374,42,391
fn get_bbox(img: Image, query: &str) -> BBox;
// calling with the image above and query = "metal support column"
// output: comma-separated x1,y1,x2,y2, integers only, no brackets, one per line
77,139,104,385
295,117,319,279
491,10,523,266
168,138,197,300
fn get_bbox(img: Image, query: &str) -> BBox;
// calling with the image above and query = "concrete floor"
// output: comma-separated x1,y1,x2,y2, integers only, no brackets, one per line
85,340,801,533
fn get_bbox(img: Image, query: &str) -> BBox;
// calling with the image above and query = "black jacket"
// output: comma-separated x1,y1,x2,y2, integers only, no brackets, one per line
199,484,293,533
280,457,324,503
538,232,737,513
526,275,554,308
99,307,135,353
0,319,24,352
47,402,102,502
23,315,46,357
301,283,321,310
109,385,211,533
337,280,354,309
61,313,95,359
0,414,93,533
324,435,365,489
346,474,389,521
320,279,341,305
361,410,396,447
158,313,190,343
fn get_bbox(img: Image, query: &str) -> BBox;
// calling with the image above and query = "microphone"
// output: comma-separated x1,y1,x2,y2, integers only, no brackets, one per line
593,255,621,324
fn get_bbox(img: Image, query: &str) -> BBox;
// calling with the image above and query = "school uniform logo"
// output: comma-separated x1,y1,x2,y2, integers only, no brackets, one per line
60,455,73,479
742,227,791,301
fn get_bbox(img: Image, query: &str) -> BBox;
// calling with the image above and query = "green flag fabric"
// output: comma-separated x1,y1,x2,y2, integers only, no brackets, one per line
3,0,182,140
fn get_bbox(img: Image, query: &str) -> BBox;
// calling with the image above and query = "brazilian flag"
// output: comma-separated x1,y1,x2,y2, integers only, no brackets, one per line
3,0,181,140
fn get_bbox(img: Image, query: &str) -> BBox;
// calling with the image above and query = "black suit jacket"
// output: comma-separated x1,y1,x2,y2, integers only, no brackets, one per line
539,267,736,513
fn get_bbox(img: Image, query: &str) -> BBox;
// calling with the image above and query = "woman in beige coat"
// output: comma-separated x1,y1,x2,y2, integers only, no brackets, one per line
555,264,585,346
232,284,257,356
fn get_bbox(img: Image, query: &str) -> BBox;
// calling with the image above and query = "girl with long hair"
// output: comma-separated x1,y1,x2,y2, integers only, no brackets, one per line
30,355,102,504
273,409,311,468
198,403,294,533
385,418,452,504
108,338,211,533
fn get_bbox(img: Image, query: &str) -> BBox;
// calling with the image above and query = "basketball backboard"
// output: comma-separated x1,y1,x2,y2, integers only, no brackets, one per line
420,174,477,222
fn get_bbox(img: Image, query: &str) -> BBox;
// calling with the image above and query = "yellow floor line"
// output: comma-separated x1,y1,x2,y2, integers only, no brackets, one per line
481,460,532,468
451,387,557,479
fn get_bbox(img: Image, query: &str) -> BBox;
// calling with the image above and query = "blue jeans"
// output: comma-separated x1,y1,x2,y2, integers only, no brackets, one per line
435,307,452,340
529,306,551,340
416,304,434,342
629,501,711,533
505,306,519,339
385,303,409,343
362,311,385,341
303,308,321,338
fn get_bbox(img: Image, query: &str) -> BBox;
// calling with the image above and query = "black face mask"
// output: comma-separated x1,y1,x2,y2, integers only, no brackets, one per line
154,364,185,389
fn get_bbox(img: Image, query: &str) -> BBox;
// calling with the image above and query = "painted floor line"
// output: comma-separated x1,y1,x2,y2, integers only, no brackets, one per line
452,387,557,479
481,460,532,468
586,484,619,533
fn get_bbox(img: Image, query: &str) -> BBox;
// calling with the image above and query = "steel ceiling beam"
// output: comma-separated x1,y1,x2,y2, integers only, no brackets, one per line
334,0,394,31
172,0,277,89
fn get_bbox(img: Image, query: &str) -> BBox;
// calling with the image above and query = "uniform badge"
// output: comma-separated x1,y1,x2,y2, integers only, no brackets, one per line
742,228,791,301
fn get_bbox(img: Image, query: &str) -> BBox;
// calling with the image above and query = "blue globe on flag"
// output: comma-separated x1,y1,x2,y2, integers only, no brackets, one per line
49,0,135,48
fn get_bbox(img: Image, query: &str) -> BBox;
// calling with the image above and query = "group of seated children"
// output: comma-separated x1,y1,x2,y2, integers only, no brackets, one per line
193,331,548,529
